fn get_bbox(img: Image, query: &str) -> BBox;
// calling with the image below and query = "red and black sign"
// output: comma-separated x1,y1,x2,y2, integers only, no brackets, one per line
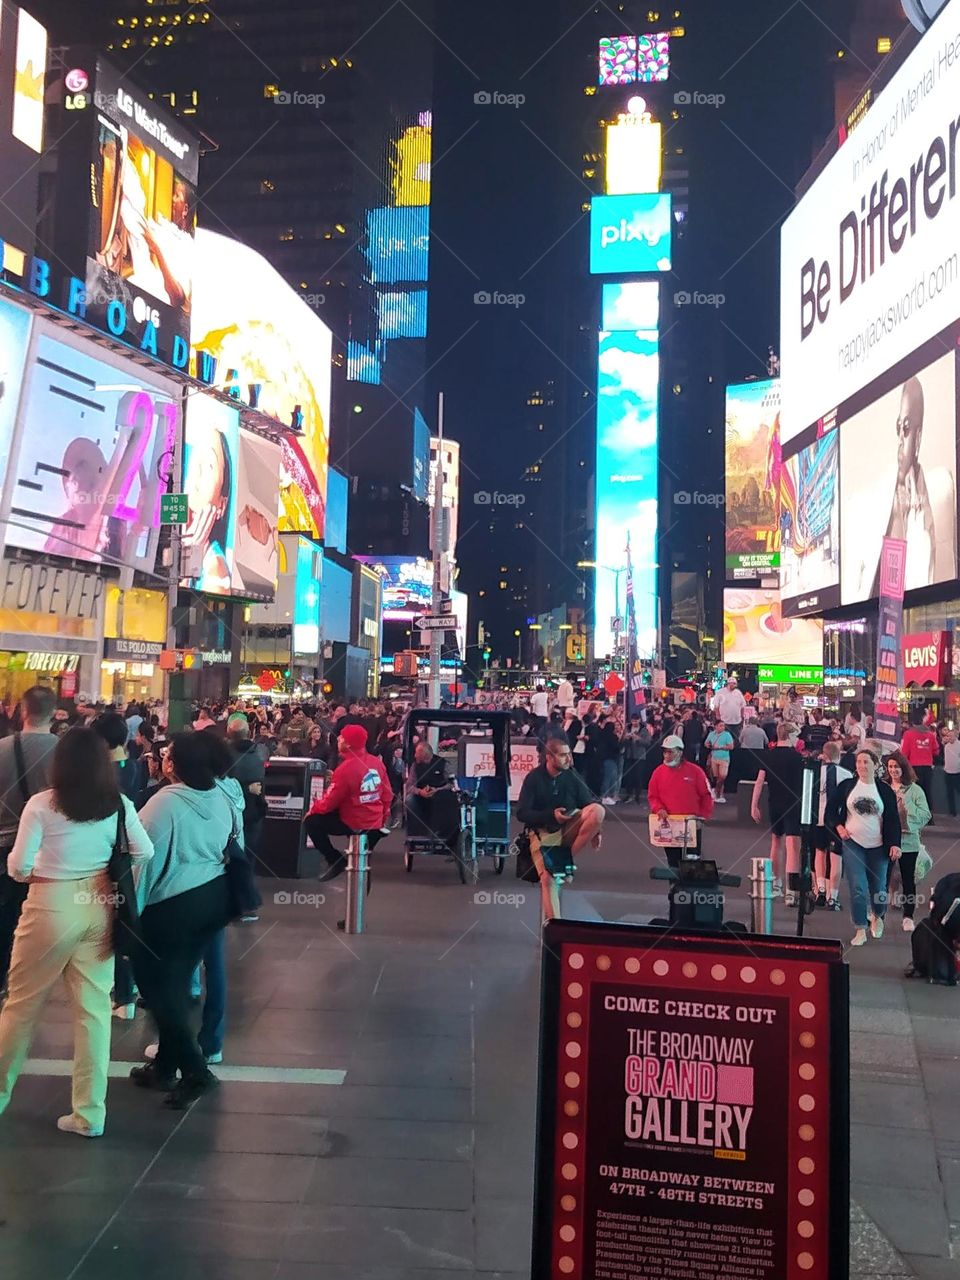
532,921,848,1280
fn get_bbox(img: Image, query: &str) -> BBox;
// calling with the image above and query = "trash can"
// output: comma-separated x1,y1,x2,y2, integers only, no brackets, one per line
260,756,327,878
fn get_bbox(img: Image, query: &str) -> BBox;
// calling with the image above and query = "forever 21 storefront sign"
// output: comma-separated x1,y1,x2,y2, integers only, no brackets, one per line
0,561,105,621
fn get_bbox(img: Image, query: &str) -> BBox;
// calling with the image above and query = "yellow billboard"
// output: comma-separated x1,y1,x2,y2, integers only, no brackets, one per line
605,115,661,196
392,117,431,207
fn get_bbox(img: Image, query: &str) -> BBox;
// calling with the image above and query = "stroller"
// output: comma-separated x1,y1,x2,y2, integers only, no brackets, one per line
905,872,960,986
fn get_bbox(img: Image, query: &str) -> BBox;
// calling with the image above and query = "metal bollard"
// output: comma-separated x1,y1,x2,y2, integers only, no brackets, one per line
750,856,775,935
343,833,369,935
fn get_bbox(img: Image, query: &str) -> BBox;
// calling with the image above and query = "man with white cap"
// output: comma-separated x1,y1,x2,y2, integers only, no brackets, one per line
647,735,714,867
711,676,747,742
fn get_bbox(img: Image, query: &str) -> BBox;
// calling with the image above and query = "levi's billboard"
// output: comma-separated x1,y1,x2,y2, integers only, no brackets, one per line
902,628,952,683
780,1,960,444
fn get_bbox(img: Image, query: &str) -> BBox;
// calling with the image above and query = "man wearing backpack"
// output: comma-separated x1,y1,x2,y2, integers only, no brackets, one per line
0,687,58,993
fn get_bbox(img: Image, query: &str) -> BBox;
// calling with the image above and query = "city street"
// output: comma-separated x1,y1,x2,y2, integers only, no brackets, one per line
0,802,956,1279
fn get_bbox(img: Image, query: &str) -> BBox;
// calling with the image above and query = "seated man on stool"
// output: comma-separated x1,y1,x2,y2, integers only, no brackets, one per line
517,739,605,920
405,740,455,842
304,724,391,882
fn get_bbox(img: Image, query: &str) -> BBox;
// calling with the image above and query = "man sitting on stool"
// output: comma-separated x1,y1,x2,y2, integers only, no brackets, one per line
517,740,605,919
304,724,391,882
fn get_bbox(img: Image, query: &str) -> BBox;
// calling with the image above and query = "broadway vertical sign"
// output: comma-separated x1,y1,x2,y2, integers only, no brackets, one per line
532,921,849,1280
874,537,907,744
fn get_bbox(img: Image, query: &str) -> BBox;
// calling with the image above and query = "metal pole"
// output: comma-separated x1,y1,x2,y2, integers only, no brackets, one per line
750,857,775,934
428,392,444,709
343,834,369,934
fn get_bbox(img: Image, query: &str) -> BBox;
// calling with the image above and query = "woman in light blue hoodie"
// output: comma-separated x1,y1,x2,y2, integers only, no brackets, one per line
130,732,239,1108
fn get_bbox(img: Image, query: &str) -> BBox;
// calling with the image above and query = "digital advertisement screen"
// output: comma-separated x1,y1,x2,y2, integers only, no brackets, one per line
378,289,428,340
233,430,280,601
324,467,349,555
11,7,45,154
724,379,781,578
595,301,660,659
0,296,31,457
364,206,430,284
723,587,824,668
780,426,841,616
355,555,433,620
605,115,662,197
392,114,432,207
346,340,381,385
293,536,321,656
319,555,352,644
840,341,957,606
181,395,240,597
412,408,430,503
598,33,669,85
590,193,672,275
780,0,960,443
8,325,179,572
601,281,660,332
191,228,333,540
85,57,198,367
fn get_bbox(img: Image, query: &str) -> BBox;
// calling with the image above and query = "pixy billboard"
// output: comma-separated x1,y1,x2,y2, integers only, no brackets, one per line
781,2,960,442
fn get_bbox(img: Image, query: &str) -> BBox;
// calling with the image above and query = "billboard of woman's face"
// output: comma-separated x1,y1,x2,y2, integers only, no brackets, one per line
181,395,239,596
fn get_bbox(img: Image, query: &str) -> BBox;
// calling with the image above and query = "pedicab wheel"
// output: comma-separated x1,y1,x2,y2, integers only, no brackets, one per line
404,851,414,872
456,829,478,884
494,855,505,875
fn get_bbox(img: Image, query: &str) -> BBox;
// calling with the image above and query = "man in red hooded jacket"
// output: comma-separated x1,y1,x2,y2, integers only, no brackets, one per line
304,723,391,881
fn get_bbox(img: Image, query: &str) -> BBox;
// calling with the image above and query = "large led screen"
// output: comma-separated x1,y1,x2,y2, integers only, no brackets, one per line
392,114,432,207
86,57,198,366
601,281,660,332
364,206,430,285
595,301,659,659
355,555,433,620
412,408,430,503
0,296,32,461
324,467,348,555
598,33,669,86
8,327,179,572
234,430,280,601
589,193,671,275
724,379,781,579
723,588,824,668
191,228,332,540
779,426,840,616
605,116,662,197
0,8,47,257
840,342,957,605
11,7,45,154
181,395,240,597
378,289,427,340
780,0,960,443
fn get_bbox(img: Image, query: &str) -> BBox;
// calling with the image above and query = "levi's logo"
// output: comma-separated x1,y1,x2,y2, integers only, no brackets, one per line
904,645,939,668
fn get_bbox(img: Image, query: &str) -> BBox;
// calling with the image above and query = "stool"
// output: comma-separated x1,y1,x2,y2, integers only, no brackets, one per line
343,832,369,935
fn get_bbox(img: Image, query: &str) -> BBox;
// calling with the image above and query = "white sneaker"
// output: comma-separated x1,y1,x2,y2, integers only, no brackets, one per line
602,797,616,806
715,795,727,804
850,929,867,947
112,1003,136,1020
902,917,915,933
57,1114,102,1138
870,916,884,940
772,878,783,896
143,1043,159,1061
784,891,798,908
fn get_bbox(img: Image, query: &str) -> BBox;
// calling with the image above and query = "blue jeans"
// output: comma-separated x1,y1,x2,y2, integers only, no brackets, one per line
197,929,226,1057
842,839,888,928
602,758,620,800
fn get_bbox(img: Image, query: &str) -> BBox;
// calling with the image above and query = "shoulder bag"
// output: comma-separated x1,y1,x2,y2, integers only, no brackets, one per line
107,802,141,956
217,787,262,920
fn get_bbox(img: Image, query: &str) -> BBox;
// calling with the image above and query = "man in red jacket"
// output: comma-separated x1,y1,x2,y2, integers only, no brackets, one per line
901,713,938,822
647,734,714,866
304,723,391,881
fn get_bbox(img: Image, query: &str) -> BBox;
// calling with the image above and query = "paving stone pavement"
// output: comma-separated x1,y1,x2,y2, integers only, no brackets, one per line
0,801,955,1277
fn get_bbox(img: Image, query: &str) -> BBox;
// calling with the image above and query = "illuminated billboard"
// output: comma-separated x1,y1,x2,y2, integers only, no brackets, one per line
605,114,662,196
191,228,333,540
8,324,179,573
11,7,45,153
234,430,281,600
392,112,432,206
355,555,433,620
724,379,781,579
840,342,957,606
85,57,199,367
413,408,430,503
346,341,381,385
780,0,960,443
364,206,430,284
378,289,428,340
601,282,659,332
780,425,840,616
589,193,671,275
293,536,321,656
594,299,659,659
598,33,670,86
723,588,823,668
181,395,240,597
325,467,349,555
